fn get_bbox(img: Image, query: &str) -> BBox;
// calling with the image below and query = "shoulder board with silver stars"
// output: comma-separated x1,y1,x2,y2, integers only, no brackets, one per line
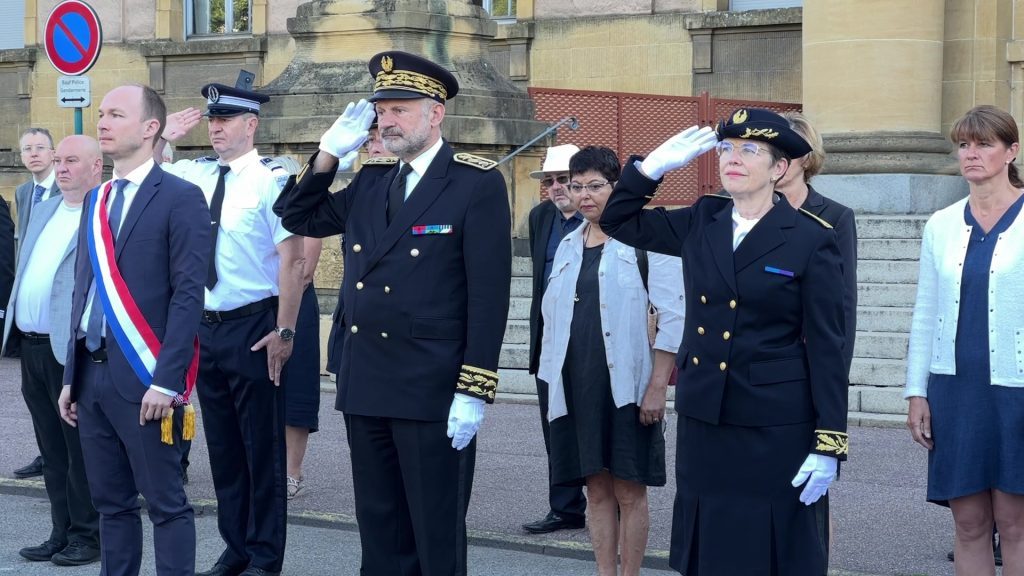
453,153,497,171
798,208,834,229
363,157,398,166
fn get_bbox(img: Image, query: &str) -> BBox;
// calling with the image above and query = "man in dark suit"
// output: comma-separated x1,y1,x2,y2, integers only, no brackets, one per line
278,51,512,576
15,128,62,239
521,144,588,534
5,135,102,567
58,84,210,576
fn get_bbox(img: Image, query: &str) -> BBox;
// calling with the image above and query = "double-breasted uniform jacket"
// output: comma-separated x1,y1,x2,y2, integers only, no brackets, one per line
601,159,849,458
277,141,512,421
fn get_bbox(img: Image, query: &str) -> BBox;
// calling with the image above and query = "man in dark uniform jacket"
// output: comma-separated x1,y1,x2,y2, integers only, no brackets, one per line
276,51,512,576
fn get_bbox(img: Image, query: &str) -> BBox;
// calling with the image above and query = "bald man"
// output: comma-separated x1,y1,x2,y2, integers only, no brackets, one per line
3,135,102,566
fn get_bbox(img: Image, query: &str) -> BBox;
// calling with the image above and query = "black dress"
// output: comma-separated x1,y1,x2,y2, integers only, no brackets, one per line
549,244,666,487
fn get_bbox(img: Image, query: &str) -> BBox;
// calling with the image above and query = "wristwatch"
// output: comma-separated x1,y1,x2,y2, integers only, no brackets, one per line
275,327,296,342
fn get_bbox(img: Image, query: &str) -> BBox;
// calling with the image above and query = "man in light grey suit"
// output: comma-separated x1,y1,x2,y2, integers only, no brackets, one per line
4,135,101,567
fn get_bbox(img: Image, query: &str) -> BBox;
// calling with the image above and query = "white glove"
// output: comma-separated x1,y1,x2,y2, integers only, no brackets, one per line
639,125,718,181
319,99,376,159
446,393,486,451
336,150,360,172
790,453,838,505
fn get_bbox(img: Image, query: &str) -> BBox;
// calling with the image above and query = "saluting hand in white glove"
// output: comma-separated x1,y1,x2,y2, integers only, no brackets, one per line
790,453,838,505
319,99,376,160
447,393,486,451
639,125,718,181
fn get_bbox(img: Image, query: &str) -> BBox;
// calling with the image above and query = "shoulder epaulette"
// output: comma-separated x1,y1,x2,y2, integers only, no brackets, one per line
363,156,398,166
196,156,218,163
453,153,497,171
799,208,834,229
260,157,287,172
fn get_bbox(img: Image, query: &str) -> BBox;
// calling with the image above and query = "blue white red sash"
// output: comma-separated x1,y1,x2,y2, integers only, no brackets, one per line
86,181,200,406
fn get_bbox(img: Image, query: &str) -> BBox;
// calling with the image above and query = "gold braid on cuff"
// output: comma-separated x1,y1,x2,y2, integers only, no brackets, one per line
457,365,498,403
813,430,849,459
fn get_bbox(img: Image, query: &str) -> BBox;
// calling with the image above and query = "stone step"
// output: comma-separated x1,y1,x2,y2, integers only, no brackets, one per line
508,297,530,321
857,283,917,308
503,320,529,345
498,368,536,395
857,260,920,284
852,331,909,360
848,384,908,415
856,306,913,333
499,343,530,370
513,256,531,277
510,276,532,298
857,238,921,261
849,357,906,388
854,215,929,239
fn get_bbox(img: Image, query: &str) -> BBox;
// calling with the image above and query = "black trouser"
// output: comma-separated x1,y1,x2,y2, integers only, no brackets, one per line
535,377,587,521
19,334,99,547
197,307,287,572
344,414,476,576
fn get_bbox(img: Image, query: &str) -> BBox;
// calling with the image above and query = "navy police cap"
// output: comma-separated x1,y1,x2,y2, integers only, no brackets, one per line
201,83,270,117
716,108,812,159
368,51,459,103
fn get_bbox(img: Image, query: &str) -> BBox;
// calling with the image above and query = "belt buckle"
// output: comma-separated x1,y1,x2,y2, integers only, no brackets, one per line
204,310,222,323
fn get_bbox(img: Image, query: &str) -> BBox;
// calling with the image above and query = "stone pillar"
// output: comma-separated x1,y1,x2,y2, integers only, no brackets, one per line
802,0,966,213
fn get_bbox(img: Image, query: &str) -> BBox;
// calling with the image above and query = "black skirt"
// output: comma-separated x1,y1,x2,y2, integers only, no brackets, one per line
548,245,666,487
284,283,321,431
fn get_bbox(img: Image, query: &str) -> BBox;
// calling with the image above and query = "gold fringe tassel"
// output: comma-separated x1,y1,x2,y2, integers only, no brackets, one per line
161,412,174,445
182,405,195,441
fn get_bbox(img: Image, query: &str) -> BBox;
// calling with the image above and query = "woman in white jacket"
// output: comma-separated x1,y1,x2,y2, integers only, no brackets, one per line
905,105,1024,575
539,146,683,576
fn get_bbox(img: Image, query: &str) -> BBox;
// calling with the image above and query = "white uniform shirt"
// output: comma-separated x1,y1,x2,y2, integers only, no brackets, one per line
163,149,292,311
397,136,444,199
15,200,81,333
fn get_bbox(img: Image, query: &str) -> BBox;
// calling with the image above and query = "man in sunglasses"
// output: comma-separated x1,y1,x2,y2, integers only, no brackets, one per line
522,144,589,535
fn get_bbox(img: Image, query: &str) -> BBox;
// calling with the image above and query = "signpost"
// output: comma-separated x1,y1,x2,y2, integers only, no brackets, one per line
43,0,103,134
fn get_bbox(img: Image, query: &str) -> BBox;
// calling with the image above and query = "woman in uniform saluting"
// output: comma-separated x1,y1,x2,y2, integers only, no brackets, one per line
600,108,849,576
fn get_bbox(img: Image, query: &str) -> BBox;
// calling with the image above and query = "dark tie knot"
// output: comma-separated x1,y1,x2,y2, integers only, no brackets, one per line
219,165,230,176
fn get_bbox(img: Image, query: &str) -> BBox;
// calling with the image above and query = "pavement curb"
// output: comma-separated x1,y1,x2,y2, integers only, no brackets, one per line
0,479,890,575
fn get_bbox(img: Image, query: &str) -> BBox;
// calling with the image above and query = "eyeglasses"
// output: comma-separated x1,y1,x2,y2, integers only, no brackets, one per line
716,141,769,160
540,175,570,187
21,145,52,154
568,181,613,194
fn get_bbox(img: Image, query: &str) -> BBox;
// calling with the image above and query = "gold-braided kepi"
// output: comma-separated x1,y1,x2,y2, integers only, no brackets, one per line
368,51,460,103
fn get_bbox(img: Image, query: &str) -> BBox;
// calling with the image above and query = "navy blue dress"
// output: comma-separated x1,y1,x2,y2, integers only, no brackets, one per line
927,194,1024,505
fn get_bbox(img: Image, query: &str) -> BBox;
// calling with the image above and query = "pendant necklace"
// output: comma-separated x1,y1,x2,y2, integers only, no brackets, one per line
574,224,593,303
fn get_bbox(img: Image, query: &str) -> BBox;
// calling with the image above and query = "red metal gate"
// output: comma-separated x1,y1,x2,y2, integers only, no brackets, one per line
528,89,801,206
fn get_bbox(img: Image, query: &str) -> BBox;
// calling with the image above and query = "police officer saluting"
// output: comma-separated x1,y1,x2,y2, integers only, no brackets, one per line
277,51,512,575
159,78,304,576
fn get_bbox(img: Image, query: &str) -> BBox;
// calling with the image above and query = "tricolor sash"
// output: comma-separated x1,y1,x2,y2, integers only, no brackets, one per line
86,181,200,444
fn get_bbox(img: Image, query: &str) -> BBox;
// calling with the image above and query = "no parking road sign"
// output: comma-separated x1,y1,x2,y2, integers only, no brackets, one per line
44,0,103,76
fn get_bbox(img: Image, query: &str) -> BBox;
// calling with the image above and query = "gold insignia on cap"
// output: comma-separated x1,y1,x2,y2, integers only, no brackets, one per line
740,127,779,140
732,109,748,124
363,156,398,165
374,70,448,101
381,55,393,73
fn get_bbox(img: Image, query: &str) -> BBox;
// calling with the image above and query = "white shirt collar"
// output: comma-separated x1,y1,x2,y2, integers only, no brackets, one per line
405,137,445,178
114,158,156,187
224,148,260,174
35,169,56,190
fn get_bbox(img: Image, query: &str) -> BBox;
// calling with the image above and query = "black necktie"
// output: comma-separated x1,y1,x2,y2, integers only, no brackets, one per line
387,163,413,225
207,165,230,289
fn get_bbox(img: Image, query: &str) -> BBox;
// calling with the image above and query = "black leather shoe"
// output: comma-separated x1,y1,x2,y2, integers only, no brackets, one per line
13,455,44,479
19,539,66,562
51,542,100,566
522,512,585,534
196,563,245,576
239,568,281,576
